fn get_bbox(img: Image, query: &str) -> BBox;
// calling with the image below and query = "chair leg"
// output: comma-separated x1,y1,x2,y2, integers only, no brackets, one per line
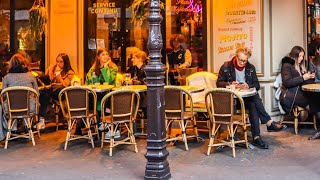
279,115,285,125
36,117,41,138
64,120,72,150
207,123,215,156
130,122,138,153
26,118,35,146
4,119,13,149
86,118,95,148
294,111,299,135
55,105,59,131
109,125,114,156
244,128,248,149
101,131,105,148
181,120,188,151
192,117,199,142
230,124,236,158
314,114,318,130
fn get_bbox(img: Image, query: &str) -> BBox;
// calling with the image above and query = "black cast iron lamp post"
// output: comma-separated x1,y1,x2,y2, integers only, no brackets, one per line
144,0,171,179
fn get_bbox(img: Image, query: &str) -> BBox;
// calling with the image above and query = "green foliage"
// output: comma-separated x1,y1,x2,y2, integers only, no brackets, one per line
29,1,47,42
131,0,164,25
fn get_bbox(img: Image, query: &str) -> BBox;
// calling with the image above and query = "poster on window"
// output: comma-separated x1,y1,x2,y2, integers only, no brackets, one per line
213,0,262,75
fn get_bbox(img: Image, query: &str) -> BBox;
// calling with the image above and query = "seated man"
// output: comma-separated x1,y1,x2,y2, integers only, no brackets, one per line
216,47,283,149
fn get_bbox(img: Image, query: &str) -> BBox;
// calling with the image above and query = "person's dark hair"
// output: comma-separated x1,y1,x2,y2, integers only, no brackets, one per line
56,53,74,76
314,44,320,66
8,53,30,73
94,48,109,76
169,34,186,50
289,46,305,60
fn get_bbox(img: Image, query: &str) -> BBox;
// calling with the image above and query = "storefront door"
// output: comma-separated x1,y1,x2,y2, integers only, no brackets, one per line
85,0,154,73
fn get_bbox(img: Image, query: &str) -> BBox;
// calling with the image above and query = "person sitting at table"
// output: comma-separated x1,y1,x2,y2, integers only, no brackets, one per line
126,50,147,85
38,53,75,129
84,48,118,136
309,44,320,83
0,53,39,140
85,48,118,86
217,47,283,149
166,34,192,85
280,46,315,114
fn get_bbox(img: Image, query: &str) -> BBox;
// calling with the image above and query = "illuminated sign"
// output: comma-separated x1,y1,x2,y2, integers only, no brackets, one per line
91,2,117,14
174,0,203,14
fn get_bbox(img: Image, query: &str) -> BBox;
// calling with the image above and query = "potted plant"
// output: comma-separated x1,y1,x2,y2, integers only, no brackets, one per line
29,0,47,42
131,0,164,25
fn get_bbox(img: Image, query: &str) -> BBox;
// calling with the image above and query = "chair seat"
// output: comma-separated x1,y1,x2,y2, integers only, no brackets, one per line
166,112,197,120
185,102,207,113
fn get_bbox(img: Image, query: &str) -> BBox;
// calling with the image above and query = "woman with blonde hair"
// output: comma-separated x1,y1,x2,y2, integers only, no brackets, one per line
126,50,147,85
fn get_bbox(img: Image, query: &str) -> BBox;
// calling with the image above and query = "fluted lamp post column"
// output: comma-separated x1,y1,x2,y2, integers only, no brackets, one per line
144,0,171,179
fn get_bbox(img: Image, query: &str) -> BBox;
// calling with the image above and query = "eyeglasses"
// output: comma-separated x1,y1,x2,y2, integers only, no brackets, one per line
236,56,248,64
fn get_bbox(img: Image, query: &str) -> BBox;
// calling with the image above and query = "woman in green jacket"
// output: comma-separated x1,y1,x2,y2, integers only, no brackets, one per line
85,48,118,85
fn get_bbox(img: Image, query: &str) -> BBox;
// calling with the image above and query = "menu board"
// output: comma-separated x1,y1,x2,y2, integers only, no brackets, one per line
213,0,262,74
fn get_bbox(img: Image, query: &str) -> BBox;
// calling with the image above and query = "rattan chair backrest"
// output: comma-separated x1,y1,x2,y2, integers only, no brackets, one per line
58,86,97,119
164,86,193,119
0,86,39,119
101,89,140,123
205,88,245,123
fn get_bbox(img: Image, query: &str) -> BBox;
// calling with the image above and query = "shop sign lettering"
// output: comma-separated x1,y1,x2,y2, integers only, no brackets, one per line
174,0,202,13
91,2,118,14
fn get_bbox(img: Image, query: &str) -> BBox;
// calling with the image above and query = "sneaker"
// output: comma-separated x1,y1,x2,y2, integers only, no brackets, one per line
252,137,269,149
104,130,121,139
38,117,46,130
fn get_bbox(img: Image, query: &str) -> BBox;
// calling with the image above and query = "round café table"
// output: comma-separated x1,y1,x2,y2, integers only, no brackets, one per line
302,84,320,92
302,84,320,113
83,84,115,93
174,85,205,93
236,88,258,98
112,85,147,92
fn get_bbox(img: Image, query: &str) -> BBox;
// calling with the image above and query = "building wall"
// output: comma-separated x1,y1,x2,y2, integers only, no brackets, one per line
45,0,305,117
207,0,305,118
46,0,84,80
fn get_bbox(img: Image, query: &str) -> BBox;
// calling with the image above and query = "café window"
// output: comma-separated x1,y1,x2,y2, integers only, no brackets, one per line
0,0,45,72
165,0,206,70
84,0,207,75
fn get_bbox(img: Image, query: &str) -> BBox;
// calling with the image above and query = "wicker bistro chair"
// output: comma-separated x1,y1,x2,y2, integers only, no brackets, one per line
185,72,218,132
205,88,249,157
100,89,140,156
164,86,199,151
58,86,99,150
0,86,40,149
279,106,317,134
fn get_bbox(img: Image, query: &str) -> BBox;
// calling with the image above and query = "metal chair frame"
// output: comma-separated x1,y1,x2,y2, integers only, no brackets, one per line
58,86,99,150
205,88,248,157
1,86,40,149
100,89,140,156
164,86,199,151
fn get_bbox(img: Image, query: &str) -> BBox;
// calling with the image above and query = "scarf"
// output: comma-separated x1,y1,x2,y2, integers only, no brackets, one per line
233,57,246,71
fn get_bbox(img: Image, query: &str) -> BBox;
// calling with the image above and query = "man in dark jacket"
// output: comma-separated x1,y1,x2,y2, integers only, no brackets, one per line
217,47,283,149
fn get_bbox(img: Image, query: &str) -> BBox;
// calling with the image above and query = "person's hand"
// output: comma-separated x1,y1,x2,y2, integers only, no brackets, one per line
237,82,249,90
231,81,239,85
303,72,315,80
104,58,112,68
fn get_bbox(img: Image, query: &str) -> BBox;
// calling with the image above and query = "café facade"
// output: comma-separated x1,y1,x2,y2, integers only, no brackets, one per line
0,0,309,116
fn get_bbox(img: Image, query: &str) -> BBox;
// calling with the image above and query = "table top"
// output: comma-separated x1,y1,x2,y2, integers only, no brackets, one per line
83,84,115,93
236,88,257,98
172,85,205,93
112,85,147,92
302,84,320,92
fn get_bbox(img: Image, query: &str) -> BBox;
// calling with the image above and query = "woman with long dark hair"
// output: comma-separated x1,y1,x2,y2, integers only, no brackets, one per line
280,46,315,113
38,53,75,128
85,48,118,85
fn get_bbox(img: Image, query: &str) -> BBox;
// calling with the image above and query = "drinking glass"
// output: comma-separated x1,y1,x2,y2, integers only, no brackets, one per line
123,73,131,86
